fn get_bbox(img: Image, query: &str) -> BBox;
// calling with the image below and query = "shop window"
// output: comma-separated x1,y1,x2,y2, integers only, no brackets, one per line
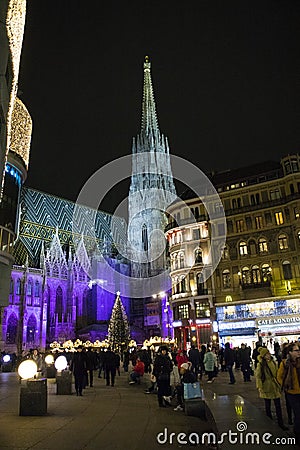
258,238,268,253
278,234,288,250
239,241,248,256
282,261,292,280
222,269,231,288
275,212,284,225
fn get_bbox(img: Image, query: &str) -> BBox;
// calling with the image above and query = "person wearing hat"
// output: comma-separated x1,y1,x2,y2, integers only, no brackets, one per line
173,362,197,411
255,346,287,430
153,346,173,407
277,342,300,444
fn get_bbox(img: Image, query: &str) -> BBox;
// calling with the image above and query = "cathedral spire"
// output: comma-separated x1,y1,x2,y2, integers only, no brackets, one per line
141,56,159,135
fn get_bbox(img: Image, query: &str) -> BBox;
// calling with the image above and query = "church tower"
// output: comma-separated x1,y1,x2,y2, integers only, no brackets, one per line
128,57,176,283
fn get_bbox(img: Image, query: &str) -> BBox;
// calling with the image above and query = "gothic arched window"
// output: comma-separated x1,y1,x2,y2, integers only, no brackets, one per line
55,286,63,322
6,314,18,344
142,224,148,252
251,265,261,284
222,269,231,288
26,314,37,345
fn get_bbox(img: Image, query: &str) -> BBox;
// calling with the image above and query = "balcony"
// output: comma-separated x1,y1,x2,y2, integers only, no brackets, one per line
165,215,207,232
241,281,271,290
225,191,300,217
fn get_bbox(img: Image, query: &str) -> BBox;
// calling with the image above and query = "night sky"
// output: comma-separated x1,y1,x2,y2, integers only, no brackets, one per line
18,1,300,214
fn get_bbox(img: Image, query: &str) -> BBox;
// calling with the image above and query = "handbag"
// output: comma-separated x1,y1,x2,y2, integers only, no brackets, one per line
183,382,202,400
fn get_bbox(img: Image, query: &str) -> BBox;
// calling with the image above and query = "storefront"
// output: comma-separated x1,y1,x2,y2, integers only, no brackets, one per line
216,297,300,350
217,320,257,349
172,318,212,350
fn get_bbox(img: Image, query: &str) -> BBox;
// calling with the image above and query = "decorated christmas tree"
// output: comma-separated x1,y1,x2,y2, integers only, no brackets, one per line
108,292,130,352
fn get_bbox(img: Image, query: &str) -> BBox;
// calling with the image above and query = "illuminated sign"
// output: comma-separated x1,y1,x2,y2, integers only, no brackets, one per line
172,321,183,328
195,319,211,325
257,316,300,326
218,320,256,331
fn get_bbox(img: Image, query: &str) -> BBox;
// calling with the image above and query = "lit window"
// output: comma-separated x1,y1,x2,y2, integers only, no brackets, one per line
236,220,244,233
262,264,271,282
294,207,300,219
258,238,268,253
251,265,261,284
242,267,251,284
275,212,284,225
255,216,263,229
278,234,288,250
239,241,248,255
270,190,280,200
178,304,189,319
222,269,231,288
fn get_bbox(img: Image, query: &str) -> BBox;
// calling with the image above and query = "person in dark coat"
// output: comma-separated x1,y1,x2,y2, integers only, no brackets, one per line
153,346,173,407
70,346,87,396
123,349,130,372
85,347,97,387
238,343,252,382
224,342,235,384
188,345,201,375
103,348,118,386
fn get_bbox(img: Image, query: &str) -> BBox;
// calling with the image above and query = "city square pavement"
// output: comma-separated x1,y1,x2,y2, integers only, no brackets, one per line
0,367,298,450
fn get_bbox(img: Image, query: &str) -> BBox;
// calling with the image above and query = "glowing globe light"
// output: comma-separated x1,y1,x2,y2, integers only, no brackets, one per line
54,355,68,371
45,354,54,365
18,360,37,380
3,354,10,363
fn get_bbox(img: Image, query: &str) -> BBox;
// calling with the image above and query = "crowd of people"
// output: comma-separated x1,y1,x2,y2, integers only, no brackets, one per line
2,339,300,445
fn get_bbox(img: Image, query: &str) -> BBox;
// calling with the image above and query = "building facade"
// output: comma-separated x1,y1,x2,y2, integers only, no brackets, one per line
0,0,32,306
166,154,300,350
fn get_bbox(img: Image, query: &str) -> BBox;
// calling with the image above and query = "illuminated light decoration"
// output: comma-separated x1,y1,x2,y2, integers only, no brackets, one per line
10,97,32,168
212,321,219,333
45,354,54,365
5,163,21,186
3,354,11,363
1,0,27,197
54,355,68,371
18,359,37,380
